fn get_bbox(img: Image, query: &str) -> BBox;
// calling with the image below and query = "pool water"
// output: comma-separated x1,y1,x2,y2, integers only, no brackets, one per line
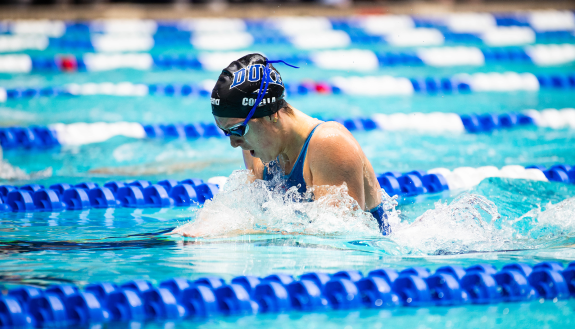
2,27,575,328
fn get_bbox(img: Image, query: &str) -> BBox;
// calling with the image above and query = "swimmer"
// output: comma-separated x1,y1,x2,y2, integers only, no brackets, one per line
178,53,389,237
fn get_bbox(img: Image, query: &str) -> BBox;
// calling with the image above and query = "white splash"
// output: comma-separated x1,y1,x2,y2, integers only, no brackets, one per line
515,197,575,238
390,194,510,255
173,170,575,256
390,193,575,255
173,170,398,238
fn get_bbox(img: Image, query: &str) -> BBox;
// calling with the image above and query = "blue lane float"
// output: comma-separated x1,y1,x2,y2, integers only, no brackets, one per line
1,261,574,328
0,179,219,213
0,127,60,149
0,163,573,213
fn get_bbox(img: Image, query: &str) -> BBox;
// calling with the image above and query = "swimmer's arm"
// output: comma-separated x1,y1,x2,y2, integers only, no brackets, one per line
242,150,265,180
307,128,366,209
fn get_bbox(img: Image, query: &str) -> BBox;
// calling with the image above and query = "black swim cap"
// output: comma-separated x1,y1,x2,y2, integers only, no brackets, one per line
211,53,287,118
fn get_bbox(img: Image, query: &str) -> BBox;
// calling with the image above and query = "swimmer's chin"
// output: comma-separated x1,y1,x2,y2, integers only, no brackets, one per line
249,150,275,162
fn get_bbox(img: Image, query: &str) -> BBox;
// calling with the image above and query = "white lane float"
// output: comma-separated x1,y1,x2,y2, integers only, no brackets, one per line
331,76,414,96
372,112,465,133
271,16,333,34
90,19,158,35
65,82,149,96
525,44,575,66
289,30,351,50
91,35,155,52
523,108,575,129
8,19,66,37
452,72,540,92
480,27,536,46
178,18,247,32
310,49,379,71
384,28,444,47
358,15,415,34
0,54,32,73
430,165,549,191
50,122,147,146
0,35,49,52
83,53,154,71
417,47,485,66
445,12,498,33
191,32,253,50
527,10,575,32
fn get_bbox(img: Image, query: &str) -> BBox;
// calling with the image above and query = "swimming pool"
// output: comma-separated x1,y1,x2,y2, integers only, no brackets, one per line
1,12,575,328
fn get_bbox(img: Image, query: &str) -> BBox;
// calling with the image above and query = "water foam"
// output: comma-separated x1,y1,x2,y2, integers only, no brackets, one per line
389,193,510,255
390,190,575,256
515,197,575,239
173,170,398,238
174,172,575,256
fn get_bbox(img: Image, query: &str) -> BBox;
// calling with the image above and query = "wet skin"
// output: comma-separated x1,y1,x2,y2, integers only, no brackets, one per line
214,106,382,211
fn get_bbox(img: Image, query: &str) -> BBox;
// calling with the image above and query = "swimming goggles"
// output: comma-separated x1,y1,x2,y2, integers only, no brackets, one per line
219,59,298,138
220,121,250,137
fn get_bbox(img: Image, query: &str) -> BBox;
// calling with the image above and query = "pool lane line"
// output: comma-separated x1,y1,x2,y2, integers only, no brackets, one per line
3,43,575,74
2,11,574,51
2,107,575,151
2,71,574,102
1,261,574,327
0,163,573,214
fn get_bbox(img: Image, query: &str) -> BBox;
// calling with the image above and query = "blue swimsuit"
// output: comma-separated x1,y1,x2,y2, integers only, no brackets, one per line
263,123,390,235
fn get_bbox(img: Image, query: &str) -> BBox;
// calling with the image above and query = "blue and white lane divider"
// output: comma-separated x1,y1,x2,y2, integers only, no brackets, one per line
1,25,573,53
1,262,575,328
2,71,575,103
0,176,227,213
376,164,568,197
0,163,573,213
2,44,575,74
1,11,574,53
2,108,575,150
2,11,574,38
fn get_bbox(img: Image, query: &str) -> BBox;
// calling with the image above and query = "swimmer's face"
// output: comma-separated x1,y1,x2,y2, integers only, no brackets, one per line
214,115,281,162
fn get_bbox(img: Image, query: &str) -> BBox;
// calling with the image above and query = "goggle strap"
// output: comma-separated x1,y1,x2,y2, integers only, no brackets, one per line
267,60,300,69
242,64,269,126
242,59,299,126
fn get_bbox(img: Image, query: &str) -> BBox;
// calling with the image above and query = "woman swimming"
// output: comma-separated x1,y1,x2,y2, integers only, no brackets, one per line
177,53,389,236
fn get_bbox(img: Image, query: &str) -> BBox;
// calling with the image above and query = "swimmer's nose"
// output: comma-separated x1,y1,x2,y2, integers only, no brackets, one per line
230,136,241,148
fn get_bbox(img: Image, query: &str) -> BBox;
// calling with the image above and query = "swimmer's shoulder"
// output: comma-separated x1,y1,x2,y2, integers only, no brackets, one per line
307,121,363,167
311,121,361,149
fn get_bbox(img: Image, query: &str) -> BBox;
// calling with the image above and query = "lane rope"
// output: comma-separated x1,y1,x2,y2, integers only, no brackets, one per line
1,163,573,213
0,261,574,327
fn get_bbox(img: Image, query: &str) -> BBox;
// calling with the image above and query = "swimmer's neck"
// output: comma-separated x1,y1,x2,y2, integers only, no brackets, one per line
275,107,321,173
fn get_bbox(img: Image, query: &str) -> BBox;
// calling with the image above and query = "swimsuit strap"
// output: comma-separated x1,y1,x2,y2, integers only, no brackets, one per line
284,123,323,188
262,122,322,196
